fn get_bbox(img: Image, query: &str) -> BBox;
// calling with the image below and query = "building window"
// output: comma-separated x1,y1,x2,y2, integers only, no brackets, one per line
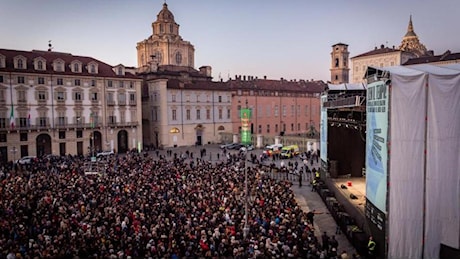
90,64,96,73
38,91,46,101
0,75,3,83
0,132,6,142
119,81,124,88
283,124,286,132
267,124,270,133
18,76,25,84
297,123,301,131
57,78,63,85
118,67,123,76
129,93,136,105
186,109,191,120
57,92,65,101
274,105,278,117
218,109,222,119
172,109,177,120
175,52,182,65
18,59,24,69
218,96,222,102
108,80,113,87
196,109,201,120
129,81,134,89
59,131,66,139
74,92,82,101
275,124,278,133
91,92,98,101
73,63,79,72
118,93,126,104
206,109,211,120
172,94,176,102
19,117,27,127
291,105,295,116
38,77,45,85
91,79,96,87
37,61,43,70
170,24,173,33
75,79,80,86
20,133,28,141
335,58,339,67
18,90,26,102
282,105,286,117
0,120,6,130
291,123,294,131
39,117,47,127
258,125,262,134
227,109,231,119
76,130,83,138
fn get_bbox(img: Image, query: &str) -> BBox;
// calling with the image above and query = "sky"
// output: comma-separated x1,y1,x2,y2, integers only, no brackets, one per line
1,0,459,82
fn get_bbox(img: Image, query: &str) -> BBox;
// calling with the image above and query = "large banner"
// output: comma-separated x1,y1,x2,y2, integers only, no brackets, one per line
240,108,252,145
320,94,328,162
366,81,389,214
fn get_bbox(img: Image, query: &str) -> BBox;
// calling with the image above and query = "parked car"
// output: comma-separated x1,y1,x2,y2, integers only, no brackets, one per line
228,143,243,150
16,155,37,165
220,143,235,149
239,144,254,152
96,150,114,157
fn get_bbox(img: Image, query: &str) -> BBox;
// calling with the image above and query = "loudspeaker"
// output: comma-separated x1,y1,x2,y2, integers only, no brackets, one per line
330,160,339,178
349,193,358,200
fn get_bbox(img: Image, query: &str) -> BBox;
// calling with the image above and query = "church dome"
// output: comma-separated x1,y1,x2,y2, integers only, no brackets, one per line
157,3,175,23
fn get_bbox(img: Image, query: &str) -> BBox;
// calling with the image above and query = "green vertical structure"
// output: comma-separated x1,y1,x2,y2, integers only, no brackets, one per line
240,108,252,145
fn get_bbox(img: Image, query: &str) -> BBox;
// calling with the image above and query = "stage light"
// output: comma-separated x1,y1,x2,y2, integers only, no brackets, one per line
331,123,335,127
337,124,341,127
345,124,349,128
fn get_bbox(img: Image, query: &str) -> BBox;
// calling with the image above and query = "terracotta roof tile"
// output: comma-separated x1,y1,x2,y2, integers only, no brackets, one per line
0,48,140,79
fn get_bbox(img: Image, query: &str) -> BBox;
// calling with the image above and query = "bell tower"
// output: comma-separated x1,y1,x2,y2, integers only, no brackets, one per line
330,43,349,84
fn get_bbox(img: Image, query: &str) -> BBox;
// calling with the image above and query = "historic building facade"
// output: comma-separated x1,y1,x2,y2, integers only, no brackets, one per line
0,49,143,162
228,75,325,141
140,3,232,148
350,16,433,83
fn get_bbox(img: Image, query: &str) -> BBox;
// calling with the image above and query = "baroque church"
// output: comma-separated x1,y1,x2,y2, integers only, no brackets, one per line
341,16,435,83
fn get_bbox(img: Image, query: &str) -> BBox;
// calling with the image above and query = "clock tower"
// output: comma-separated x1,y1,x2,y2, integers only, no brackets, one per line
330,43,350,84
136,3,195,70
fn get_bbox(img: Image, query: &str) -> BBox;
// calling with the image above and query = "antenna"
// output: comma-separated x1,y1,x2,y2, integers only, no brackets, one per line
48,40,53,52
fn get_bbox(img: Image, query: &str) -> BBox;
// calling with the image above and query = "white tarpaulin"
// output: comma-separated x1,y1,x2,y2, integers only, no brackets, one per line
370,64,460,258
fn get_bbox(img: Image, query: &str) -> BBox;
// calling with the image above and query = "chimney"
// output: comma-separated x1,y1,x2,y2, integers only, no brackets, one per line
243,75,246,81
264,75,267,80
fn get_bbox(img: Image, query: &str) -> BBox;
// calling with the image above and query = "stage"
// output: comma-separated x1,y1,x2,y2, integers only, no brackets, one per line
316,175,370,255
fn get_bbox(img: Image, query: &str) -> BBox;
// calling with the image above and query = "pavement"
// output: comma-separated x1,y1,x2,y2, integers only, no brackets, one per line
144,144,358,256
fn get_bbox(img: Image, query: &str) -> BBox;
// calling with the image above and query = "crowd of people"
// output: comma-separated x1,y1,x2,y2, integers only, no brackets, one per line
0,148,351,258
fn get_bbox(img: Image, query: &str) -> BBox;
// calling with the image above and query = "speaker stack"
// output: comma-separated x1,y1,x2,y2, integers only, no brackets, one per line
330,160,339,178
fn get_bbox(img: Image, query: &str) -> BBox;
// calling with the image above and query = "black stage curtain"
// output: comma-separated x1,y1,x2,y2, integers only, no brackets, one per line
328,125,365,177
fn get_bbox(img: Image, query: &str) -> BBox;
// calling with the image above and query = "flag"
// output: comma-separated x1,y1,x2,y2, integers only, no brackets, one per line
10,104,15,129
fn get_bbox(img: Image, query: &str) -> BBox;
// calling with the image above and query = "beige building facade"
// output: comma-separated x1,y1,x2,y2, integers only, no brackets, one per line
0,49,143,163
